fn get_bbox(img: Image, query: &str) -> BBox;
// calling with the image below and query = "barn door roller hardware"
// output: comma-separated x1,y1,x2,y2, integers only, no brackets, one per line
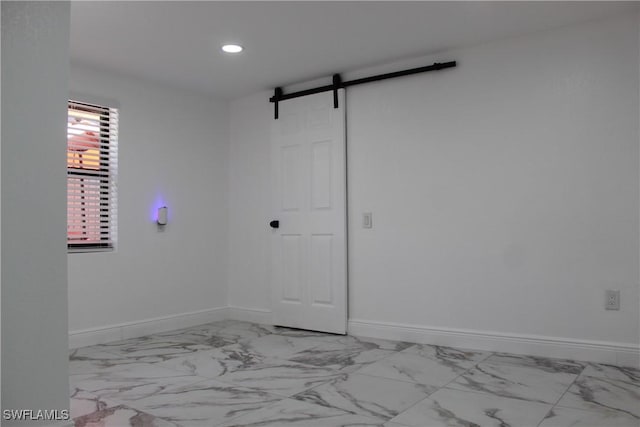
270,61,456,119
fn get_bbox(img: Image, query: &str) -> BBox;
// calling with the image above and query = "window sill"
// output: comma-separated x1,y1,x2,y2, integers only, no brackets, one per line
68,246,115,254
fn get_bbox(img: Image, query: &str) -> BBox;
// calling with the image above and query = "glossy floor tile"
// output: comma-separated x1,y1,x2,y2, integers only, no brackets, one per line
293,372,433,421
286,341,396,372
483,352,585,374
391,387,553,427
356,344,489,387
539,406,640,427
74,403,180,427
70,389,113,419
449,360,579,404
555,375,640,419
71,364,206,402
212,398,386,427
69,320,640,427
580,363,640,384
213,357,342,397
130,379,282,426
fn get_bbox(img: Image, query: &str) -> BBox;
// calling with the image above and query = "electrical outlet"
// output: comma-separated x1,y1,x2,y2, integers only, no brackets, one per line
605,290,620,311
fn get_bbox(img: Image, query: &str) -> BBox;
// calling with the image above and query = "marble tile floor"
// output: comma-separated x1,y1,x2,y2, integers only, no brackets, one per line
69,320,640,427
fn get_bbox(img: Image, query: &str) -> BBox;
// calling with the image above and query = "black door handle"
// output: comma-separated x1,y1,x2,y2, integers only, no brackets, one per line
269,220,279,229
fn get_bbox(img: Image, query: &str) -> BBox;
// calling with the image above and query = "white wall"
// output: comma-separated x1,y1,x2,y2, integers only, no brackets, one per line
68,64,229,339
228,14,640,364
1,2,4,411
228,92,272,316
2,1,71,422
347,13,639,352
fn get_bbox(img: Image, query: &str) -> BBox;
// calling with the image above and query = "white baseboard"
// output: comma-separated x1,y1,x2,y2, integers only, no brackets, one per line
68,307,639,368
226,306,273,325
348,318,640,368
68,307,228,348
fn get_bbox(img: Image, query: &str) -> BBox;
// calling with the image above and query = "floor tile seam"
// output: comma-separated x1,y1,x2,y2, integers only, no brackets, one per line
553,400,640,420
551,402,640,420
376,347,494,379
434,381,557,427
439,376,558,407
576,373,640,388
481,359,587,377
435,384,553,408
463,354,584,414
475,351,496,364
380,365,484,424
423,350,496,392
384,387,434,425
471,357,581,372
396,358,491,417
439,384,553,427
387,384,557,427
542,365,588,427
346,370,442,388
536,405,556,427
346,370,436,389
336,347,409,374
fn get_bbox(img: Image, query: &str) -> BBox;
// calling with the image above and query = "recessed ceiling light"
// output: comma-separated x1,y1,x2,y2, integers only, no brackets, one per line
222,44,243,54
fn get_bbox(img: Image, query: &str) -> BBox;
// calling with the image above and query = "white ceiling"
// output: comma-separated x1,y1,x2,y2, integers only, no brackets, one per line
70,1,637,100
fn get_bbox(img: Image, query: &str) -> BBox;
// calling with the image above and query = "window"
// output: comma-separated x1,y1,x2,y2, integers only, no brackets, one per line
67,100,118,251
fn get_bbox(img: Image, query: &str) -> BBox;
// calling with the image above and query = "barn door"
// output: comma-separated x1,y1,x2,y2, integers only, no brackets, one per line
270,90,347,334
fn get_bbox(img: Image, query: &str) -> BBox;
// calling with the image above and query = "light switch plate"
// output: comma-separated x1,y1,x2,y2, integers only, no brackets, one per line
363,212,372,229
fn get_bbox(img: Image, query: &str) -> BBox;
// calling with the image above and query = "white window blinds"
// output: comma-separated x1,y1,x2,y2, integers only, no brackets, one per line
67,100,118,251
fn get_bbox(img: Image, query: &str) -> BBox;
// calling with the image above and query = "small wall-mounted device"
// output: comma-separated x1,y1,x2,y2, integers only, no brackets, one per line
363,212,373,229
157,206,168,226
605,289,620,310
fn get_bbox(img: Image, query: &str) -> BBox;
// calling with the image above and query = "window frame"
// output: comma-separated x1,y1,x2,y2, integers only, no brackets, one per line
67,100,118,253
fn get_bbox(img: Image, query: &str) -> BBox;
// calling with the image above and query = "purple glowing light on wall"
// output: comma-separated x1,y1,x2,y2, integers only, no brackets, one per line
151,197,168,222
157,207,168,225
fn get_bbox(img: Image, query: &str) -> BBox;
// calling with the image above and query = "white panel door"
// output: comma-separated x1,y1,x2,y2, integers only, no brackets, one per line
271,90,347,334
